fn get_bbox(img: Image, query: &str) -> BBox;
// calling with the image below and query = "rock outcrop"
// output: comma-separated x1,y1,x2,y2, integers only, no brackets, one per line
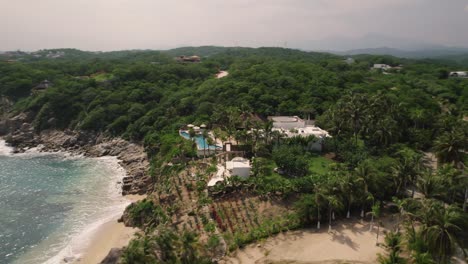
2,114,152,195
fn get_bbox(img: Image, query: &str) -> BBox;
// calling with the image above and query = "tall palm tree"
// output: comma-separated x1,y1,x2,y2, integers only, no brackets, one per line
417,200,466,263
314,184,326,230
263,120,274,145
392,149,425,197
326,194,343,232
250,125,263,157
436,164,464,204
417,170,443,199
202,130,209,158
339,171,357,219
354,161,376,217
369,201,381,245
433,129,467,168
377,231,407,264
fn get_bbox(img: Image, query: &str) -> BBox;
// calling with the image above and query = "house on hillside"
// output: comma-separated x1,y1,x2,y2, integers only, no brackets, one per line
344,57,355,64
449,71,468,78
176,55,201,63
226,157,250,178
373,64,392,71
208,157,251,188
32,80,53,94
268,116,330,151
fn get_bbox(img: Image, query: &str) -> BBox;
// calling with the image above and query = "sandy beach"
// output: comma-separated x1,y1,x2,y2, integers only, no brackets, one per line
222,219,390,264
74,194,145,264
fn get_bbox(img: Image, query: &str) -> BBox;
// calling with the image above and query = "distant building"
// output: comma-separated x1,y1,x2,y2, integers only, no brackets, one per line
344,57,355,64
32,80,53,93
449,71,468,78
176,55,201,63
373,64,392,70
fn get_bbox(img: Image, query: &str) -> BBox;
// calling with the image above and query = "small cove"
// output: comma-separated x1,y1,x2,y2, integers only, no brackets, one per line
0,140,128,264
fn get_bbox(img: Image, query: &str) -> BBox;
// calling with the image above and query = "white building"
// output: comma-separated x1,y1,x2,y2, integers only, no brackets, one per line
269,116,330,139
268,116,330,152
207,157,251,187
373,64,392,71
226,157,251,178
270,116,306,130
449,71,468,78
344,57,355,64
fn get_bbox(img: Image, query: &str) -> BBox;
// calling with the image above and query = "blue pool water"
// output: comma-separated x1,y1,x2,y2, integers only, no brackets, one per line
180,131,221,150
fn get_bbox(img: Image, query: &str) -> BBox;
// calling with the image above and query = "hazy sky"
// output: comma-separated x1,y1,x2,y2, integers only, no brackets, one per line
1,0,468,51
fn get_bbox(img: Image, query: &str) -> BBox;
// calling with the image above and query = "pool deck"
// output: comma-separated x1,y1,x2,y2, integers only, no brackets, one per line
179,130,222,150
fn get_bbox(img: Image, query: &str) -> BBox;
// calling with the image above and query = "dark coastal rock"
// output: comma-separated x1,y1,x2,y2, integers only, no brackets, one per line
0,112,33,136
20,123,32,132
2,119,152,196
0,120,8,135
100,248,123,264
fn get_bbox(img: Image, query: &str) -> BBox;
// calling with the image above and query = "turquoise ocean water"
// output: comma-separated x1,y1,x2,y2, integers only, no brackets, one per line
0,140,128,264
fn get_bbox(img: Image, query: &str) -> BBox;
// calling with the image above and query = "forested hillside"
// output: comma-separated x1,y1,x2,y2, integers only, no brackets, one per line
1,47,467,263
1,47,466,141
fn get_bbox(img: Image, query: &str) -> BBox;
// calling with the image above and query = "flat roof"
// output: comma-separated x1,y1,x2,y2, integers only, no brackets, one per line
226,160,250,169
269,116,302,123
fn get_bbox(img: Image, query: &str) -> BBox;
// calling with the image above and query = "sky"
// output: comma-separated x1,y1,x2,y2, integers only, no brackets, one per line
1,0,468,51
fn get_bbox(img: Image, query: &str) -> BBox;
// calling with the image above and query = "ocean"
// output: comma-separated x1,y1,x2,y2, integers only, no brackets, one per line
0,140,129,264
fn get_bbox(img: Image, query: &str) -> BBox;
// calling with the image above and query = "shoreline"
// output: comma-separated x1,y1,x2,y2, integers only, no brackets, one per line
1,130,151,263
73,194,145,264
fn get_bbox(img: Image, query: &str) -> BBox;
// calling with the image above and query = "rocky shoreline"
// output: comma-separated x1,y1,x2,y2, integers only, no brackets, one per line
0,113,152,195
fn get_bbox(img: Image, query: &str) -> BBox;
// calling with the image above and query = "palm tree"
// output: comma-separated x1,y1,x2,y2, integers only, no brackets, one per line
436,164,464,204
263,120,274,145
409,108,429,129
313,184,326,230
391,197,408,232
369,201,381,245
371,117,400,147
339,171,357,219
392,149,426,197
416,200,466,263
354,161,376,217
326,194,343,232
377,231,407,264
417,170,443,199
271,130,284,146
202,130,209,158
433,129,467,168
343,93,370,145
250,126,263,157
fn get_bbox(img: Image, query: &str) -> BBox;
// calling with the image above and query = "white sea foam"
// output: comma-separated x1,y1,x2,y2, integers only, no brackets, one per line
0,139,13,156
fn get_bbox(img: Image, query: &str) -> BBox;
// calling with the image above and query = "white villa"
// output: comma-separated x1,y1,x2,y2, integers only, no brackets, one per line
268,116,330,152
269,116,330,139
226,157,251,178
208,157,251,187
449,71,468,78
373,64,392,70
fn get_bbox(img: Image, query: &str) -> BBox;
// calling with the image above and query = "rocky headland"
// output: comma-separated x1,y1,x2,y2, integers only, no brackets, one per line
0,112,152,195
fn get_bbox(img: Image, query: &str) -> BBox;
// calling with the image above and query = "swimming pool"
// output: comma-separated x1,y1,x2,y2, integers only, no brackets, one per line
180,131,221,150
